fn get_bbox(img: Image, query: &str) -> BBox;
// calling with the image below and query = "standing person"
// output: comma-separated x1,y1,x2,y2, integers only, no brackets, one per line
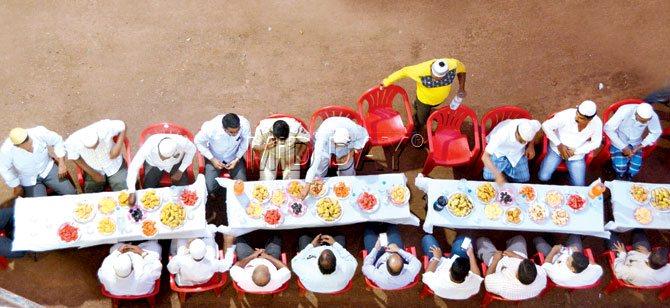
421,234,483,300
65,119,128,192
229,234,291,292
604,103,661,180
0,126,75,197
538,100,602,186
167,227,235,287
606,229,670,287
533,235,603,288
291,233,357,293
195,113,250,197
482,119,542,185
361,223,421,290
380,58,467,138
97,242,162,296
251,117,310,181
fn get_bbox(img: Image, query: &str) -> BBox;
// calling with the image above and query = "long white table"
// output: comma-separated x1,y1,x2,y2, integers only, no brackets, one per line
605,180,670,232
218,173,420,236
12,175,208,252
416,175,610,238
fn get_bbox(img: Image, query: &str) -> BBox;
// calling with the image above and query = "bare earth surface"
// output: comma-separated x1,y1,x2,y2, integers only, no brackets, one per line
1,1,670,307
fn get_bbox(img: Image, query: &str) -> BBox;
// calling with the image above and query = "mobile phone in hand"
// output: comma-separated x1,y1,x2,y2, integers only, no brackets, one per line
379,233,388,247
461,237,472,250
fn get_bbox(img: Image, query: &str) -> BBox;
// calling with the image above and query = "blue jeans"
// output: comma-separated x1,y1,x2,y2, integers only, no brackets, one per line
363,223,403,252
538,149,586,186
0,207,27,258
421,234,468,259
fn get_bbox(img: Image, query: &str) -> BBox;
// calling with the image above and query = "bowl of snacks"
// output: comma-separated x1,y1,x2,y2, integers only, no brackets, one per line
634,207,653,225
308,179,328,198
551,209,569,226
73,202,95,223
97,217,117,235
288,200,307,217
528,203,548,224
98,197,117,215
484,202,503,221
544,190,564,209
497,188,516,206
179,189,199,207
518,185,537,203
505,206,523,224
389,185,410,206
650,187,670,212
447,192,475,218
566,194,588,213
140,190,161,212
263,207,284,227
141,220,158,237
161,202,186,229
118,191,131,207
316,197,342,223
333,181,351,199
286,180,304,199
246,201,263,219
252,185,270,203
270,189,287,206
356,192,379,213
58,222,80,243
127,206,144,223
476,183,496,204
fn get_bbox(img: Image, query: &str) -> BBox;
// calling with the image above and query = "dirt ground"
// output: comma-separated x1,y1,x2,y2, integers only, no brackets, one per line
1,1,670,307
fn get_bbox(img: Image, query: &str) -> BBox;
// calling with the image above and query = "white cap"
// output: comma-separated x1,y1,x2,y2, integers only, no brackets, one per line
517,120,542,142
80,129,99,148
158,138,177,157
333,128,350,145
113,253,133,278
189,239,207,260
431,59,449,77
577,100,597,117
636,103,654,119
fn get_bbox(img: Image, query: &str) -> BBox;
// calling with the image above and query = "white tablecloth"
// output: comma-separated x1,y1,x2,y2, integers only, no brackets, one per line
605,180,670,232
217,173,420,236
416,175,610,238
12,175,209,252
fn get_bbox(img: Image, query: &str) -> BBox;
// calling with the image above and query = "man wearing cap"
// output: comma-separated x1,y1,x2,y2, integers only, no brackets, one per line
0,126,75,197
65,119,128,192
167,226,235,286
482,119,542,185
604,103,661,180
195,113,251,197
125,134,196,203
538,101,603,186
380,58,467,135
97,241,162,296
251,117,310,181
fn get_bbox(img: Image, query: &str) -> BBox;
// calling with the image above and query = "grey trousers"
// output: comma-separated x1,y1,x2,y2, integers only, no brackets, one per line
205,158,247,196
143,162,188,189
534,235,583,256
23,164,76,197
297,233,346,252
413,98,436,132
477,235,528,265
84,164,128,193
235,234,281,260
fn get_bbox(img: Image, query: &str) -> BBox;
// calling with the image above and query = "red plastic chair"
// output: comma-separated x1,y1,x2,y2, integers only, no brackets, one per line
296,277,354,296
138,123,204,188
419,252,458,300
474,106,533,176
75,136,132,190
421,105,480,176
0,231,8,270
357,85,415,170
100,279,160,308
532,248,601,293
231,253,290,299
359,246,420,291
169,250,229,303
309,106,368,170
600,246,670,300
536,112,596,173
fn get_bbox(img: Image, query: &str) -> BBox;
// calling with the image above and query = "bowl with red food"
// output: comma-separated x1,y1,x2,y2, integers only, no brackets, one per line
58,222,80,243
179,189,199,207
263,207,284,227
566,193,588,213
356,192,379,213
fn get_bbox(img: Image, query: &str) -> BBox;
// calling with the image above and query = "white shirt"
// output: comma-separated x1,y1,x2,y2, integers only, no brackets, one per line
484,255,547,300
291,243,358,293
542,108,603,161
251,117,310,167
229,258,291,292
65,119,126,176
167,243,235,287
361,247,421,290
0,126,65,188
613,250,670,286
541,248,603,288
604,104,662,150
422,256,483,300
194,114,251,163
97,250,162,296
485,119,529,167
126,134,196,192
305,117,369,182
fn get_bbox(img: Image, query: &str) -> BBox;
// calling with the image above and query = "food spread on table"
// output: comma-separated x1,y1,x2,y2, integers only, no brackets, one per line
246,201,263,219
519,186,536,203
356,192,378,212
566,194,587,212
505,206,522,224
142,220,158,237
528,203,547,223
333,181,351,198
476,183,496,203
551,209,569,226
161,202,185,229
264,208,283,226
630,185,650,204
389,185,408,205
58,223,79,242
497,189,515,206
252,185,270,202
309,179,326,197
317,197,342,222
270,189,286,206
651,187,670,211
180,189,198,206
545,191,564,208
287,180,304,198
98,197,116,214
634,207,652,224
73,203,94,223
97,217,116,235
141,190,161,211
447,193,474,217
118,191,130,206
484,202,503,220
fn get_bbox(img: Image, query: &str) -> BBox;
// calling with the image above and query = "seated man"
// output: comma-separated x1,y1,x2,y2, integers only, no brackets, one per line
251,117,310,181
0,204,26,259
538,100,602,186
167,226,235,286
229,234,290,292
291,233,357,293
533,235,603,287
361,223,421,290
65,119,128,192
477,235,547,300
482,119,541,185
421,234,482,300
604,103,661,180
607,229,670,286
97,241,162,296
0,126,75,197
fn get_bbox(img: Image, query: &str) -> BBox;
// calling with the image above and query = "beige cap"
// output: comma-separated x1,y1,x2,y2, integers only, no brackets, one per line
113,253,133,278
9,128,28,145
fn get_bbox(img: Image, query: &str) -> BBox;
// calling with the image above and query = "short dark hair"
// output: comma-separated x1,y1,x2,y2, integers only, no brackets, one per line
318,249,336,274
449,257,470,283
222,113,241,129
517,259,537,285
571,252,589,273
649,248,669,270
272,120,290,140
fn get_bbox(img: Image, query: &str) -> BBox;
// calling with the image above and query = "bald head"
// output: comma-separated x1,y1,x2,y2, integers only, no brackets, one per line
318,249,336,275
386,253,405,276
252,265,270,287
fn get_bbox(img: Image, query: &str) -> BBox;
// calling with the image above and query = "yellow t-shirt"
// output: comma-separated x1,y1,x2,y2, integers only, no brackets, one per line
382,58,466,106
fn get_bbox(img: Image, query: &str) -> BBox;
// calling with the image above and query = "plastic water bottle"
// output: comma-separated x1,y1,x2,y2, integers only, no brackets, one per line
450,93,464,110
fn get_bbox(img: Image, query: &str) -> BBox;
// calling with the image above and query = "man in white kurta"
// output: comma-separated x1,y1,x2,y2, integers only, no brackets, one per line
251,118,310,180
167,226,235,286
65,119,128,192
98,241,162,296
0,126,75,197
482,119,541,185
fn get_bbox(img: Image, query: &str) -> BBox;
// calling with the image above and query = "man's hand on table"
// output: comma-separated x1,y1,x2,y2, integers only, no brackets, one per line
128,193,136,206
300,183,310,200
311,234,323,247
320,235,335,245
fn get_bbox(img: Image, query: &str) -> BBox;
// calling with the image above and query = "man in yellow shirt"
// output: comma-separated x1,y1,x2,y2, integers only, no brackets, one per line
381,58,467,138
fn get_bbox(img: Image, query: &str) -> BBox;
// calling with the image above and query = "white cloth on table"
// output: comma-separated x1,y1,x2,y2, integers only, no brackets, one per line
484,255,547,300
0,126,65,187
361,246,421,290
125,134,196,192
485,119,529,167
98,241,162,296
613,250,670,287
422,256,483,300
167,230,234,286
604,104,662,150
291,243,358,293
541,248,603,287
229,258,291,292
65,119,126,176
194,114,251,163
542,108,602,160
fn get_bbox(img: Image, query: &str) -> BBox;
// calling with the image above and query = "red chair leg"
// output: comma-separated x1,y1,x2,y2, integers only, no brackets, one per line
0,257,9,270
603,280,623,294
178,292,187,303
111,299,119,308
214,286,223,297
418,286,432,299
422,156,435,176
147,296,156,308
236,290,245,300
481,293,494,308
659,286,670,301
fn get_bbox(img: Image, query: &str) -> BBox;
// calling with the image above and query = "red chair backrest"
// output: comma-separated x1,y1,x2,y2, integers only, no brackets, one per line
140,123,194,145
309,106,364,133
480,106,532,137
426,105,480,153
